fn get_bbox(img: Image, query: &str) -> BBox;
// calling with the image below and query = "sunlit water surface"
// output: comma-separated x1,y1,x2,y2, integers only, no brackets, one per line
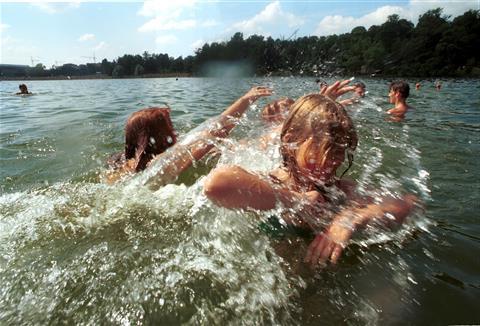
0,78,479,324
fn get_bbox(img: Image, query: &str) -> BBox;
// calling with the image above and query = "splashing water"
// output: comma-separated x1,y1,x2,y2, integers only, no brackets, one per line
3,77,465,325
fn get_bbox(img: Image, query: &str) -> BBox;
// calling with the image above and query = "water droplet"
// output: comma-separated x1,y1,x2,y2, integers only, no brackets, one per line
167,136,173,144
149,137,156,144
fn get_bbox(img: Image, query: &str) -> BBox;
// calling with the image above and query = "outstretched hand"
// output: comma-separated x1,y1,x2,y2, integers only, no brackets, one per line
242,86,273,102
262,97,294,123
304,216,355,267
319,79,356,101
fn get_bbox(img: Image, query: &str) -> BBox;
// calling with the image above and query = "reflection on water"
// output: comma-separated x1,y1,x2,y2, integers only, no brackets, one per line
1,78,479,324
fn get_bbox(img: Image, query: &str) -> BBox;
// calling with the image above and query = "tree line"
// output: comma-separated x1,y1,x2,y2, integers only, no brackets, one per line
10,8,480,78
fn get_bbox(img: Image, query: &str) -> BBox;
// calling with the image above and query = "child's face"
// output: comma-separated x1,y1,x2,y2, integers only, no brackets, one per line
388,88,397,103
295,139,345,183
355,86,365,97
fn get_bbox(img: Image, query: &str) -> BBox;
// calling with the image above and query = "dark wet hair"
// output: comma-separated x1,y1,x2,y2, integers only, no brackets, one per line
389,80,410,99
124,107,177,171
354,81,366,89
19,84,27,89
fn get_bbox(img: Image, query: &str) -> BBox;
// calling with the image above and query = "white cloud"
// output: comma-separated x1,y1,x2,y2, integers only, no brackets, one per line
314,0,478,36
0,23,10,32
155,35,177,45
137,0,217,33
138,18,196,32
316,6,405,35
191,39,205,50
138,0,197,18
201,20,219,28
78,33,95,42
230,1,304,36
93,41,107,51
0,35,39,65
30,2,81,15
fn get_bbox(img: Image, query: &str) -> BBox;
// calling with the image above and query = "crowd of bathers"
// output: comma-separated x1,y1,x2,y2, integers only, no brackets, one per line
98,78,422,268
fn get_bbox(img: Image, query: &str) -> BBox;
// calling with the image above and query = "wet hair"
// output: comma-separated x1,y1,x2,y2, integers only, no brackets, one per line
280,94,358,189
389,80,410,99
354,81,366,89
124,107,177,171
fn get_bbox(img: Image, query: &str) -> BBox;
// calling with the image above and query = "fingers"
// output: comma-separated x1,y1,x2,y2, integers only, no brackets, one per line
330,244,344,264
319,85,328,95
324,81,341,97
254,86,273,94
310,237,328,267
305,233,323,264
338,78,353,88
319,79,356,100
335,85,356,97
305,233,346,268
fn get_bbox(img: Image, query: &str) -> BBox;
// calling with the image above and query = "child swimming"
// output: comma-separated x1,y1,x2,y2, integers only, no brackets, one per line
105,86,273,184
204,79,417,267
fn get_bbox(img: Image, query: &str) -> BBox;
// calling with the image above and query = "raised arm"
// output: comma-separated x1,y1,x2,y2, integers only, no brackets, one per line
139,87,272,189
210,86,272,137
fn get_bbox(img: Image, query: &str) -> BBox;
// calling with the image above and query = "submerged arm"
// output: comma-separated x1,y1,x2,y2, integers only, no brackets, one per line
305,194,418,266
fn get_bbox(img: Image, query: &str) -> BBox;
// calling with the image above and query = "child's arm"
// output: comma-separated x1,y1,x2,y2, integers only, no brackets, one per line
211,86,273,137
305,194,418,267
141,86,271,186
204,165,300,211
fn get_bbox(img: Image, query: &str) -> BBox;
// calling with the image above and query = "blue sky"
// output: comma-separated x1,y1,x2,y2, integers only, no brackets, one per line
1,0,478,67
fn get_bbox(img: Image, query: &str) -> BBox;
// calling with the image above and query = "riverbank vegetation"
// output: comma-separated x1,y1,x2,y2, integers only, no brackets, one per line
2,8,479,79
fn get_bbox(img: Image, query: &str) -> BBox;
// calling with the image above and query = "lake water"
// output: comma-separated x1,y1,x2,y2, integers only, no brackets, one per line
0,77,479,324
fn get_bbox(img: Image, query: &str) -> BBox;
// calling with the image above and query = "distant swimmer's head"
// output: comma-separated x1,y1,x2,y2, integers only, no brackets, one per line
415,82,421,90
18,84,29,94
261,98,294,124
353,81,366,97
316,79,328,89
280,94,357,188
125,107,177,172
389,80,410,103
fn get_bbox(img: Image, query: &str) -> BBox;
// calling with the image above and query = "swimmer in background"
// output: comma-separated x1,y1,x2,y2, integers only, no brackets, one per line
338,81,366,106
16,84,31,95
387,80,412,120
105,86,272,184
204,79,418,267
415,82,421,90
435,80,442,90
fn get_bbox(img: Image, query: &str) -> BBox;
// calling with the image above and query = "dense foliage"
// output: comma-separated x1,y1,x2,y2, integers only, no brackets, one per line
7,9,480,78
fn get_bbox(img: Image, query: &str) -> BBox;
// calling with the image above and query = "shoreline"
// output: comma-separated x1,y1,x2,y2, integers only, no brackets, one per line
0,72,193,81
2,73,479,82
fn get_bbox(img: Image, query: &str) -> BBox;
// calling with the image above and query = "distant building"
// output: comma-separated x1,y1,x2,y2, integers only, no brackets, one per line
0,64,29,77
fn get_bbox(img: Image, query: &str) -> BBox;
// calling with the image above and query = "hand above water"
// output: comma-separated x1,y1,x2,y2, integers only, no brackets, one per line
242,86,273,102
319,79,356,101
304,194,420,268
304,215,355,267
